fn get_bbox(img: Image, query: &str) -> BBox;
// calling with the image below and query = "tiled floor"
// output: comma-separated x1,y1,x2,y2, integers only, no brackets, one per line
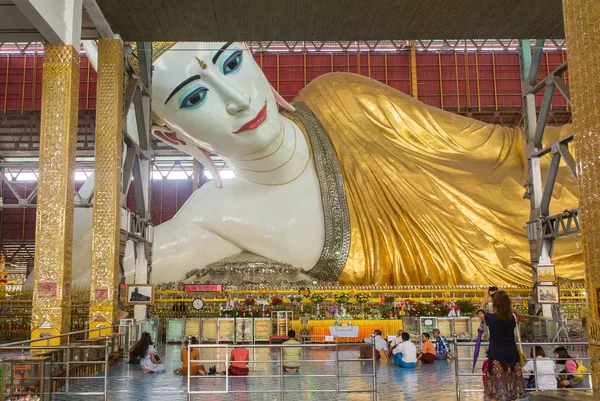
50,343,488,401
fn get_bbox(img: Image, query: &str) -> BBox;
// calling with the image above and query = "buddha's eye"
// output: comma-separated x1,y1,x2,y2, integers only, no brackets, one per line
179,86,208,109
223,50,243,75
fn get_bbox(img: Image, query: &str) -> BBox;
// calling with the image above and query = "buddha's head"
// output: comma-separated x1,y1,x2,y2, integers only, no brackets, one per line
152,42,293,160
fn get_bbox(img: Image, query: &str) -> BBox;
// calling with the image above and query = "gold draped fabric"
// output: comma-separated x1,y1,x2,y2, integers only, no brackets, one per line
296,73,582,286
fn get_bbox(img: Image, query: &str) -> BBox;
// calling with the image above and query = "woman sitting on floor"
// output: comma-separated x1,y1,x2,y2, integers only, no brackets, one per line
523,346,556,390
128,332,150,364
133,333,166,373
554,346,589,389
228,346,250,376
417,333,436,364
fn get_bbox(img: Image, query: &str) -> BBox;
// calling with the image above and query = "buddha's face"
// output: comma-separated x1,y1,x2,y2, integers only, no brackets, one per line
153,42,281,157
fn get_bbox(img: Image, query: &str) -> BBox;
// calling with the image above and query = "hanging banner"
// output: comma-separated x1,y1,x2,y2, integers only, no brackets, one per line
184,284,222,292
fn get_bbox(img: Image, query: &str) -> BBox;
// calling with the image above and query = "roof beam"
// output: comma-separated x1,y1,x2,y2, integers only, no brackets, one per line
82,0,113,38
14,0,82,45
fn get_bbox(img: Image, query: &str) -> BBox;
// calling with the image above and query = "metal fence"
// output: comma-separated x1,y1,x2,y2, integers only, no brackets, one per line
187,342,377,400
453,340,592,400
0,326,123,401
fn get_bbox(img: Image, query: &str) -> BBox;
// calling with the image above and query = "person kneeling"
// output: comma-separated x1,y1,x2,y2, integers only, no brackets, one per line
228,346,250,376
391,332,417,368
282,330,302,373
418,333,436,364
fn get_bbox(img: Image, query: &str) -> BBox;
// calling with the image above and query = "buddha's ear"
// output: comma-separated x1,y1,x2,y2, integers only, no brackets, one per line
270,84,295,112
151,125,223,189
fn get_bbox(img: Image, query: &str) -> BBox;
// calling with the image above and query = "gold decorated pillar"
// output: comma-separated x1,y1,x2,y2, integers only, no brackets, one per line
31,44,79,345
562,0,600,388
88,38,124,338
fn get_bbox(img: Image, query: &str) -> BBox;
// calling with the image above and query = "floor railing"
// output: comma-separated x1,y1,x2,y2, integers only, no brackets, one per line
0,326,123,401
453,340,592,400
187,342,377,400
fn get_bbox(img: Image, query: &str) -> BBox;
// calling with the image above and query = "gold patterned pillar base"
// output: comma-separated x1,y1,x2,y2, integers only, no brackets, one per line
88,39,124,338
31,44,80,345
562,0,600,388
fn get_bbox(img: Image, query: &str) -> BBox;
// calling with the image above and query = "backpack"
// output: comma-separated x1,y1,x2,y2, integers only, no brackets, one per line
573,361,588,382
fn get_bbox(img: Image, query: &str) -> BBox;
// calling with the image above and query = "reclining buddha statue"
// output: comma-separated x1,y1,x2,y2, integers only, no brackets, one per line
115,42,581,287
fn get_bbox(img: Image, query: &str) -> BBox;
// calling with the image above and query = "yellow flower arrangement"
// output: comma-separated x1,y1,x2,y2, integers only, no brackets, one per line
354,292,371,304
333,293,350,304
309,292,325,304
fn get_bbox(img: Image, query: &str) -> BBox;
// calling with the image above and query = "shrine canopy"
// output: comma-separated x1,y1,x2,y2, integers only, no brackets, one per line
94,0,564,41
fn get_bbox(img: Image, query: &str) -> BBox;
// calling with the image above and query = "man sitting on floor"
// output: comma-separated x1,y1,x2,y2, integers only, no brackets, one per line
391,332,417,368
360,329,388,360
432,329,453,360
282,330,302,373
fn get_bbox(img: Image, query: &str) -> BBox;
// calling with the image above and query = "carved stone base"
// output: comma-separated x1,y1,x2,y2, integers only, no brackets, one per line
156,252,316,290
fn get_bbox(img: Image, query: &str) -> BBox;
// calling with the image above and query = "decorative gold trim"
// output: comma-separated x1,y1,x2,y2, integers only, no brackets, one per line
287,103,351,282
152,42,177,63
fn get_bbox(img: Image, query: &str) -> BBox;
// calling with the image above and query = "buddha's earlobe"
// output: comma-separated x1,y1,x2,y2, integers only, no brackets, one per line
270,84,295,112
151,125,223,189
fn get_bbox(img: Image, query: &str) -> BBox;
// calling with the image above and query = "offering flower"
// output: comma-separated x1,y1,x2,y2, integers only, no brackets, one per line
354,292,371,304
309,292,325,304
333,292,350,304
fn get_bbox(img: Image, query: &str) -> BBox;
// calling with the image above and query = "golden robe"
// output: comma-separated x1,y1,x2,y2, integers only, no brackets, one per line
296,73,582,286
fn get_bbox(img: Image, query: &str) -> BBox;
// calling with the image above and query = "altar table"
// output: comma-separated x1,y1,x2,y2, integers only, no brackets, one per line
292,319,404,343
329,325,359,338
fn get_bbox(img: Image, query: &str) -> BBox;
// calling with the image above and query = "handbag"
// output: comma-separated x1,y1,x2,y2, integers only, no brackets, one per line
513,313,525,367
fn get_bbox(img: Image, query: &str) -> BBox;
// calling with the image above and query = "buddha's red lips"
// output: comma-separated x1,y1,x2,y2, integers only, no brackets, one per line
233,104,267,134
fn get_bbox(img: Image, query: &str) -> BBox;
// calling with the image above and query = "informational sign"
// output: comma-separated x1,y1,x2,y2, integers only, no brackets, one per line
219,319,235,342
202,319,217,341
185,319,201,337
254,318,271,341
184,284,222,292
166,319,184,342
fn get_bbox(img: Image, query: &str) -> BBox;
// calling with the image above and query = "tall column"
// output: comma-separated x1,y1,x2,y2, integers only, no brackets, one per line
88,38,124,338
30,44,79,345
409,41,418,99
562,0,600,388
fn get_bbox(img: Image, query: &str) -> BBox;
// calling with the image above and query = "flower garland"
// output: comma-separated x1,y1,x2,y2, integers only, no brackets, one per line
354,292,371,304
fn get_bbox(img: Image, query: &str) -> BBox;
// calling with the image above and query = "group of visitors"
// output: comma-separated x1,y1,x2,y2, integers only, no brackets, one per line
174,329,302,376
388,329,452,368
127,289,588,401
521,346,589,390
479,288,589,401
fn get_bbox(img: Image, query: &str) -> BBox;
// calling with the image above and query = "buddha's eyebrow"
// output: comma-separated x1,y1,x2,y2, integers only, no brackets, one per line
164,75,201,105
212,42,233,65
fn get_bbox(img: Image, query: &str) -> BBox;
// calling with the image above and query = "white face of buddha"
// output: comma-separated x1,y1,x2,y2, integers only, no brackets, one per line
152,42,281,157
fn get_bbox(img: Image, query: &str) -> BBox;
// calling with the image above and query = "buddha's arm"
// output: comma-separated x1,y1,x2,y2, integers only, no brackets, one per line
124,200,242,283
